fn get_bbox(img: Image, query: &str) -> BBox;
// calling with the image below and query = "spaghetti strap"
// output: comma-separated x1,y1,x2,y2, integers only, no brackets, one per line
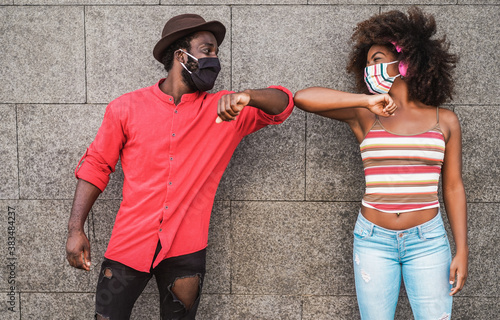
436,107,439,123
360,115,380,142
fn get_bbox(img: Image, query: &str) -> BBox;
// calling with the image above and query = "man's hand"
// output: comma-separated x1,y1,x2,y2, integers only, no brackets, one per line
66,230,91,271
366,94,397,117
216,91,251,123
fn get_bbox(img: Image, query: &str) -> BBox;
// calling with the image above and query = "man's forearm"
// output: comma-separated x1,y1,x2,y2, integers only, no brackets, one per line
243,88,289,115
68,179,101,233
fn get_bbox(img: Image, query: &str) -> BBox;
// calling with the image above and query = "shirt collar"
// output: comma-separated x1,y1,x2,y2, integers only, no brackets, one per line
153,78,202,104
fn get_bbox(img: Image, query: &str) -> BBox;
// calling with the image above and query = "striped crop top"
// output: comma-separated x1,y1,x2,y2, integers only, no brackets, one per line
360,111,445,214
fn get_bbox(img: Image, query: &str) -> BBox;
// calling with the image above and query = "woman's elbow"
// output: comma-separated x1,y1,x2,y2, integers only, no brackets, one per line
293,89,310,110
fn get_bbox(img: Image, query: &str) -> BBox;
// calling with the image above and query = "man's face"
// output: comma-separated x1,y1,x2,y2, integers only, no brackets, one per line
187,31,219,60
179,31,219,91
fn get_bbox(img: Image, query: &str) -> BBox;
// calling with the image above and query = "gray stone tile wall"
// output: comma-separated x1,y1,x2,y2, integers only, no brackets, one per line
0,1,498,319
0,6,86,103
382,5,500,105
0,105,18,200
85,6,231,104
312,0,454,3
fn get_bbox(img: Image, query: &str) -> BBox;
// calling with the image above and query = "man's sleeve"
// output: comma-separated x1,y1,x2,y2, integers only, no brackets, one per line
74,103,125,192
233,85,294,136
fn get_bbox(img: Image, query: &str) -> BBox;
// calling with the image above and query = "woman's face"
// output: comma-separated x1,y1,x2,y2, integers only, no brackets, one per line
366,44,399,77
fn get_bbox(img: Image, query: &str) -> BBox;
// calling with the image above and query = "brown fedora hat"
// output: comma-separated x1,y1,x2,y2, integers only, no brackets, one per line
153,14,226,63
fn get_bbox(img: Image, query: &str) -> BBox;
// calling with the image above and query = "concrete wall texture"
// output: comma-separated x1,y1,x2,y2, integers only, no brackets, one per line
0,0,499,319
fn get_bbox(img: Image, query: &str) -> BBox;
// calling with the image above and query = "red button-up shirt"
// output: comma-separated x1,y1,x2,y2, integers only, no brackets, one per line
75,79,294,272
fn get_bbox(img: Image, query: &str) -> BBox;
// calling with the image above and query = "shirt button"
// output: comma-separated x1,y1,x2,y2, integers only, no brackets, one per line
170,157,173,161
172,133,176,137
174,110,178,114
159,229,162,232
169,98,172,102
169,182,173,185
165,206,168,210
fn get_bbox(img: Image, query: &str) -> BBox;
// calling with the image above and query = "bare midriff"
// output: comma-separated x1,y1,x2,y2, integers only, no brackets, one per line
361,206,439,230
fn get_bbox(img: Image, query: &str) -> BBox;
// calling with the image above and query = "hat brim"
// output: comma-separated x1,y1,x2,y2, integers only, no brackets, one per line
153,21,226,63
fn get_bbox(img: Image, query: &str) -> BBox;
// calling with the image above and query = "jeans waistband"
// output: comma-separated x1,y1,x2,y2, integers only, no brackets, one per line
356,210,443,237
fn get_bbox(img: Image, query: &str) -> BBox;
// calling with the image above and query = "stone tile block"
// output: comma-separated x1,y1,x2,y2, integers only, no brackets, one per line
383,5,499,105
302,295,359,319
0,105,18,199
204,201,231,294
17,104,124,200
306,113,365,201
310,0,453,3
0,203,19,292
231,201,359,295
21,292,161,319
21,292,94,319
459,203,499,297
459,0,500,3
162,0,305,4
303,295,413,319
0,293,19,319
130,293,160,319
0,7,85,103
198,294,302,319
8,200,93,292
0,0,12,7
393,297,413,319
216,110,305,201
231,5,378,93
453,297,500,319
426,204,498,300
456,105,500,202
16,0,155,4
86,6,231,103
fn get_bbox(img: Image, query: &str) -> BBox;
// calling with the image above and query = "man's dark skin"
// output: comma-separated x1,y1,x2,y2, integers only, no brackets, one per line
66,30,289,271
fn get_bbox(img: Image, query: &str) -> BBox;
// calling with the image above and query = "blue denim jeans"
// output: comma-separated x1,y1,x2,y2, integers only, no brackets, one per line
353,212,452,320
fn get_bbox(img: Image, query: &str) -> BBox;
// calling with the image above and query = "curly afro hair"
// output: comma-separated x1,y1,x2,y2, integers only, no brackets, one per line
346,7,458,107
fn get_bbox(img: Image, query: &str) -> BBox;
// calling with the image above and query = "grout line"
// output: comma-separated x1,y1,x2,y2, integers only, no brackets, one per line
84,6,88,104
15,105,20,200
230,6,233,92
229,200,233,295
304,112,308,201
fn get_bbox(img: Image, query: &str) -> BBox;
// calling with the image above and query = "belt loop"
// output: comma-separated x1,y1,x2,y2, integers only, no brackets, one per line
417,225,424,240
368,223,374,237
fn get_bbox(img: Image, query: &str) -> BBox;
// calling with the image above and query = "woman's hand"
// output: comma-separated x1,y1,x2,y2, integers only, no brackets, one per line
449,250,468,295
366,94,397,117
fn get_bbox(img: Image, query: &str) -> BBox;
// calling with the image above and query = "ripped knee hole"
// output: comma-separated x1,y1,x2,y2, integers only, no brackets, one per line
170,274,202,311
103,267,113,279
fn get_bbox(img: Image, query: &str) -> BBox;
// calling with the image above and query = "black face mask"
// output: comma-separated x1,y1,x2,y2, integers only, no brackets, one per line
178,49,221,92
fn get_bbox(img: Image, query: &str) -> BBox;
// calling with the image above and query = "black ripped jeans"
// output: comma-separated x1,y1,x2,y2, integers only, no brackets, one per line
95,244,206,320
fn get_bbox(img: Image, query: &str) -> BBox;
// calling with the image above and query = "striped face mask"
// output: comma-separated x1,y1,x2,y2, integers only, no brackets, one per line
364,61,400,94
